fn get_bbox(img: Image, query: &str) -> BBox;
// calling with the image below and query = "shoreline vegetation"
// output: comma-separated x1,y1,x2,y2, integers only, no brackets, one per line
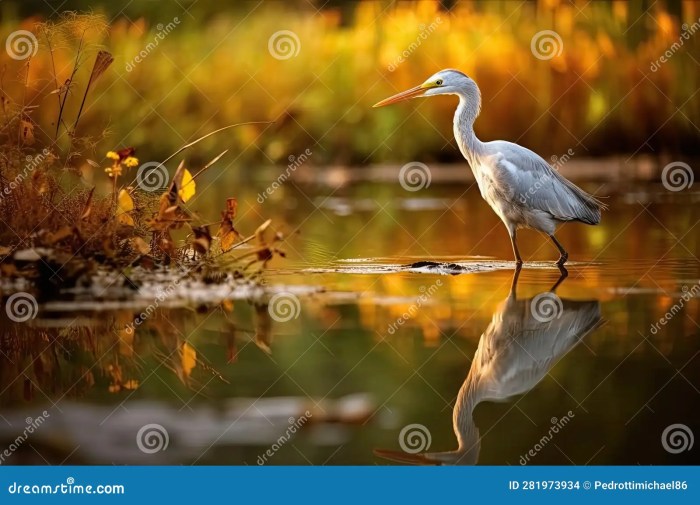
0,14,284,298
1,1,698,168
0,1,698,293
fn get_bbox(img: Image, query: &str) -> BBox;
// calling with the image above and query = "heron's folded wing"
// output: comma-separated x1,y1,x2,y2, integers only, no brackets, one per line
489,143,603,224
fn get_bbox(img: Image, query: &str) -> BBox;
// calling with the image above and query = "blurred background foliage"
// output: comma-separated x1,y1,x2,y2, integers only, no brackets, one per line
1,0,698,167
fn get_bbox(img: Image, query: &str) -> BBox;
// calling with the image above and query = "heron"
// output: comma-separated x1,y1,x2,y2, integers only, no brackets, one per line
373,69,606,267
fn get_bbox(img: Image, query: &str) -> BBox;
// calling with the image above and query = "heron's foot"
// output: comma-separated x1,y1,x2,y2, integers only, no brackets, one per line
555,252,568,266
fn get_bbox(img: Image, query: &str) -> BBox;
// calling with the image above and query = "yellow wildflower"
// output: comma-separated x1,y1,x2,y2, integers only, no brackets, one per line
123,156,139,168
106,151,120,161
105,165,123,178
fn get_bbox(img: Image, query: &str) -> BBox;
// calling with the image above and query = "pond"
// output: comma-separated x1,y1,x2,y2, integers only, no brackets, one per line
1,167,699,465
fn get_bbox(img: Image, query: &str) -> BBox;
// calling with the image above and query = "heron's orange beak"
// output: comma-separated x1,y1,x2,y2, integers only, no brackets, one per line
372,85,428,108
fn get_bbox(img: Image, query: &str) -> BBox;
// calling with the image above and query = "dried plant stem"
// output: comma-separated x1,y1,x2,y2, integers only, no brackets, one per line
124,121,273,190
44,33,62,129
18,60,30,148
161,121,273,166
72,51,113,134
56,32,85,139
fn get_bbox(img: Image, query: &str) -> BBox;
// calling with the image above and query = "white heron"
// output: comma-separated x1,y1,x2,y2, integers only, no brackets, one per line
374,69,606,267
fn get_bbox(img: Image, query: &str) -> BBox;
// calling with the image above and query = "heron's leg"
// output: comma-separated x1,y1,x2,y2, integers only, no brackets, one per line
549,234,568,266
509,230,523,266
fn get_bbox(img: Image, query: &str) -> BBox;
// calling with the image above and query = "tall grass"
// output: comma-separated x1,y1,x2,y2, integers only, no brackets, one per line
1,0,698,167
0,14,282,284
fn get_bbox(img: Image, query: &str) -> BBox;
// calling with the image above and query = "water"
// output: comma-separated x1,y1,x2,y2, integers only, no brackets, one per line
1,170,699,465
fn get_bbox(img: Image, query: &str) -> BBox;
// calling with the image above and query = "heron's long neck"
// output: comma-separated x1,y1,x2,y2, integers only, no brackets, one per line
453,91,484,172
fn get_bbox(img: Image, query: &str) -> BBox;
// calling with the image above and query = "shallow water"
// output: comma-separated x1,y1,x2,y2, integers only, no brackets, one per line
1,173,699,465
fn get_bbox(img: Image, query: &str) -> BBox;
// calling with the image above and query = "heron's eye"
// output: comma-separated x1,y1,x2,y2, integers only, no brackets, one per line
436,79,443,86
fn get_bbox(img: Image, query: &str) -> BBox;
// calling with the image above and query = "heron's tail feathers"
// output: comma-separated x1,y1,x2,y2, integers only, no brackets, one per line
556,172,608,225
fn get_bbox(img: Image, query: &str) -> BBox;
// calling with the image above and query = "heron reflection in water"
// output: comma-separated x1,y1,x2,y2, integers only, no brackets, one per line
375,270,603,465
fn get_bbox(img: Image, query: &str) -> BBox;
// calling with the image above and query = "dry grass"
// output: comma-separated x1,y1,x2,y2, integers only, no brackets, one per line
0,14,282,290
2,2,697,165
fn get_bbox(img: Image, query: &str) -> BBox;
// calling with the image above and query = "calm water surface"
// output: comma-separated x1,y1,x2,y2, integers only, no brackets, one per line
1,171,699,465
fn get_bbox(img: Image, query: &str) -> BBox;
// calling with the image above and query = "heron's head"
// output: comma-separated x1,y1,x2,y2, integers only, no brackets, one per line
373,69,474,107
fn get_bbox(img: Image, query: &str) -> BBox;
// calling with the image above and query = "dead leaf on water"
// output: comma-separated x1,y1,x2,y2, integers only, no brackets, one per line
181,341,197,378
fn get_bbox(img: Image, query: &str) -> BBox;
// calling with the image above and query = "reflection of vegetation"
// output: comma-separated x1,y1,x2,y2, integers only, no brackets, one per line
0,301,272,408
2,1,697,166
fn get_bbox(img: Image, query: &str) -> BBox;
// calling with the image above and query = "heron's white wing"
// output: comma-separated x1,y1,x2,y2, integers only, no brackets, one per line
482,141,602,224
